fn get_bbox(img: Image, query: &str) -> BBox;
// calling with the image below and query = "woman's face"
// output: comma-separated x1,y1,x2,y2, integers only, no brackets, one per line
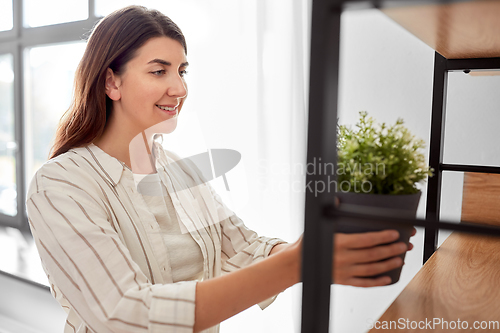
106,36,188,135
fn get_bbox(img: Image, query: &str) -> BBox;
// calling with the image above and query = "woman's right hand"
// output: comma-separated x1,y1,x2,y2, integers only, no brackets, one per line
292,229,410,287
332,230,408,287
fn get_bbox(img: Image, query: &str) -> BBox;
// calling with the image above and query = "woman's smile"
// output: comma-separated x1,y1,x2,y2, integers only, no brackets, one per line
156,104,179,116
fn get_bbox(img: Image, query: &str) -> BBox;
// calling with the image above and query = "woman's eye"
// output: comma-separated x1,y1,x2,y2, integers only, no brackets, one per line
179,70,188,77
151,70,165,76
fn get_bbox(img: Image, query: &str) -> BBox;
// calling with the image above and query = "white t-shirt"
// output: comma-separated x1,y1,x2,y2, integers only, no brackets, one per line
133,172,204,283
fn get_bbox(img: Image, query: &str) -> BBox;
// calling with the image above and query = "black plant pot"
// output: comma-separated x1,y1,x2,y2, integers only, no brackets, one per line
334,191,421,285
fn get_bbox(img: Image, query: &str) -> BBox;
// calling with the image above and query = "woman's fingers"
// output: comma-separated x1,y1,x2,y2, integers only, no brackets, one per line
343,276,392,288
337,241,407,265
348,256,403,277
336,230,400,250
334,256,403,286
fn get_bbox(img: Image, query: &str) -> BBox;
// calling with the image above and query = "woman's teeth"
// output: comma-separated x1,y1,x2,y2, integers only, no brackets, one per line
156,105,176,111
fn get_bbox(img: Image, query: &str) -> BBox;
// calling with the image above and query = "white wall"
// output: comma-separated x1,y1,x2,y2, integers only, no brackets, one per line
333,8,500,333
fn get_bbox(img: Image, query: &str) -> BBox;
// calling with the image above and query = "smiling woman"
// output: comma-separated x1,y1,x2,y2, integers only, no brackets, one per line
26,6,291,333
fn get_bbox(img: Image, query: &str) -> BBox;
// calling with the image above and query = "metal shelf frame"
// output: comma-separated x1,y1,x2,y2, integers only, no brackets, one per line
423,52,500,264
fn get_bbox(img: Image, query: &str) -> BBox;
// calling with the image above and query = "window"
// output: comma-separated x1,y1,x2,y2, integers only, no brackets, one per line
0,0,97,228
0,54,15,217
0,0,13,31
24,0,88,27
0,0,99,286
24,42,86,185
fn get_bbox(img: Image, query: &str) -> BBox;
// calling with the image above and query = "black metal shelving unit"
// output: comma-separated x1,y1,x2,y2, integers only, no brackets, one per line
300,1,500,332
423,53,500,263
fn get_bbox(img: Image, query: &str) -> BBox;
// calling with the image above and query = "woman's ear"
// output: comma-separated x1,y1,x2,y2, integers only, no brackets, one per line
105,68,121,101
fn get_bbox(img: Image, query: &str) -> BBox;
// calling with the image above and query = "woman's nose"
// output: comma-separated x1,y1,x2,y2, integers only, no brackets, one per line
167,75,187,98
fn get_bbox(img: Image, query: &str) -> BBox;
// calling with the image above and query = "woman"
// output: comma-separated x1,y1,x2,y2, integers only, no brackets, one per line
26,5,412,333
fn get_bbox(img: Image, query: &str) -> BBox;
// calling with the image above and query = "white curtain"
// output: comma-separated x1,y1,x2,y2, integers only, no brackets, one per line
99,1,311,331
151,1,310,249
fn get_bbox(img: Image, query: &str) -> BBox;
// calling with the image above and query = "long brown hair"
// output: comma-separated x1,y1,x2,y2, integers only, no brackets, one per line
49,5,186,159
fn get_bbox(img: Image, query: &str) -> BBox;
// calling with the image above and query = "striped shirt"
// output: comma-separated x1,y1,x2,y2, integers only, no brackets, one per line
26,142,287,333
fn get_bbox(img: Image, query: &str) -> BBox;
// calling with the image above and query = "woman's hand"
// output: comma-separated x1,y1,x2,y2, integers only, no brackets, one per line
290,228,416,287
333,229,413,287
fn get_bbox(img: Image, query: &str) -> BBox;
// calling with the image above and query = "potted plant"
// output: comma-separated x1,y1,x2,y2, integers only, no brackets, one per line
335,111,433,283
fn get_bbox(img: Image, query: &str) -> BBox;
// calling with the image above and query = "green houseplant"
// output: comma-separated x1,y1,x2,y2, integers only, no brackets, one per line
337,111,433,195
335,111,433,284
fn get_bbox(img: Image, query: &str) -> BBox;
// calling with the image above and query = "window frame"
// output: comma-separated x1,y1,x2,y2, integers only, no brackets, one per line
0,0,101,233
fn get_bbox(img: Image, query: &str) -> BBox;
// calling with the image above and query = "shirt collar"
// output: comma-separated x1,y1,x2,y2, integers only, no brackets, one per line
83,142,165,186
84,143,126,186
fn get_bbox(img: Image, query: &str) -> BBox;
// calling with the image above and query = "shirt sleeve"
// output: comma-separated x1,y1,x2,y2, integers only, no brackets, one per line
26,174,197,333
